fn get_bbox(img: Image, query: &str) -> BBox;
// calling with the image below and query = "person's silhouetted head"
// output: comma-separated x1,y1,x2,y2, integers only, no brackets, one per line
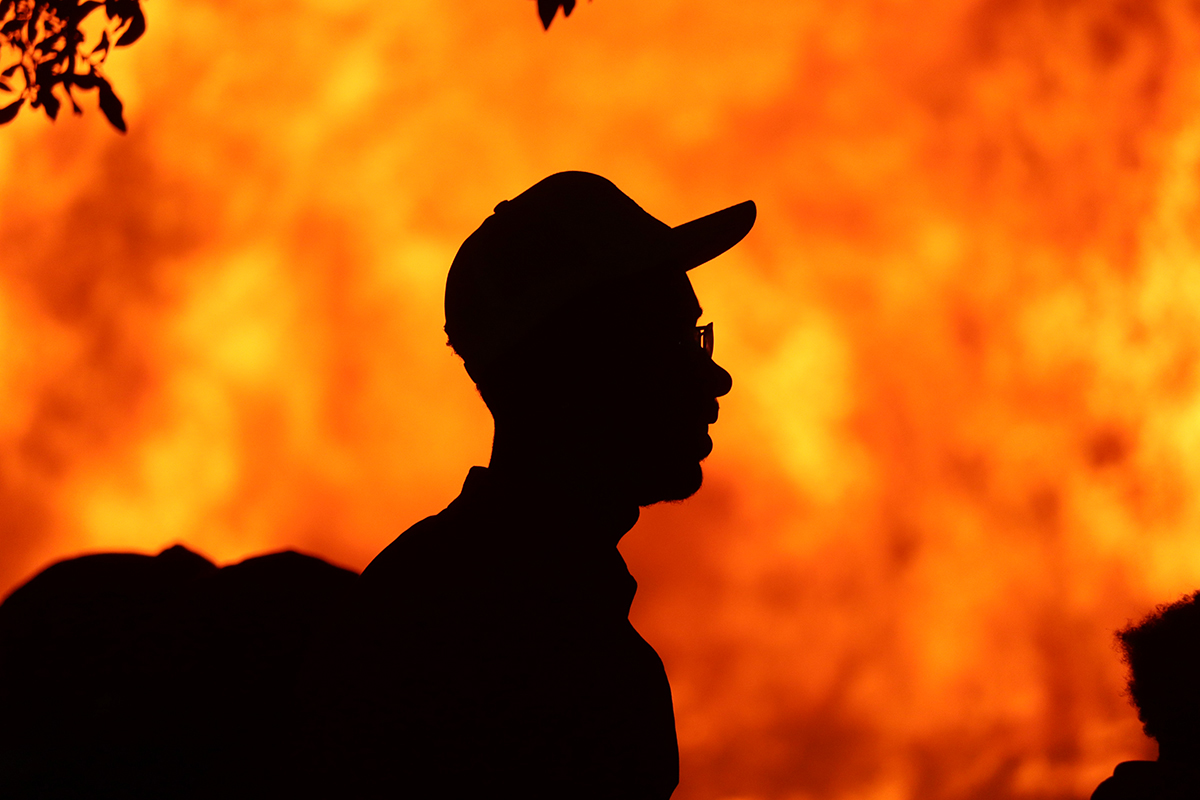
445,172,754,507
1118,591,1200,761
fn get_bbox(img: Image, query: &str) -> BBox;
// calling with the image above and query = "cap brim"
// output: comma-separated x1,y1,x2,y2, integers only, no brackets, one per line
671,200,756,270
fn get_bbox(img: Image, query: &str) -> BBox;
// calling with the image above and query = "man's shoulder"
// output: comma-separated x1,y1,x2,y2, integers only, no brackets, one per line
1091,760,1200,800
361,513,448,580
360,473,514,584
355,499,499,603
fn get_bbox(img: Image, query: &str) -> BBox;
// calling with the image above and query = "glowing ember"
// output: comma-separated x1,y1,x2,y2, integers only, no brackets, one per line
4,0,1200,797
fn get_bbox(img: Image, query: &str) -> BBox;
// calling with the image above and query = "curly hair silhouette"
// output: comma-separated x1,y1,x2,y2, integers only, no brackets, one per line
1091,591,1200,800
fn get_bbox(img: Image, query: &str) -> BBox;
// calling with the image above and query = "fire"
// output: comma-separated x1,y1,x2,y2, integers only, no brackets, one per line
3,0,1199,797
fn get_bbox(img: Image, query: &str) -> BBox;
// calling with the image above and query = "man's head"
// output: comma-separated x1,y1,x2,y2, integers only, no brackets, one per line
1118,591,1200,758
445,172,753,506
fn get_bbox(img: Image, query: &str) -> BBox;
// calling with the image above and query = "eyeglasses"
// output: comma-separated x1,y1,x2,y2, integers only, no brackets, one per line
693,322,714,357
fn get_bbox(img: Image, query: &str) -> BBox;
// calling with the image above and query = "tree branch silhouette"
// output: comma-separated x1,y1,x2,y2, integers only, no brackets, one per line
0,0,145,131
0,1,582,132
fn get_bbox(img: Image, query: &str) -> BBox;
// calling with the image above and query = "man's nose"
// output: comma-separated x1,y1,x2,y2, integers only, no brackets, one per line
708,358,733,398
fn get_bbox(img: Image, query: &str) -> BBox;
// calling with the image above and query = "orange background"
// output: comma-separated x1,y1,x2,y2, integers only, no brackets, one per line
2,1,1196,797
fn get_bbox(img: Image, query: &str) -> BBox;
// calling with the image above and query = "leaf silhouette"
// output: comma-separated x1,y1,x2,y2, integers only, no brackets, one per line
91,30,110,60
115,7,145,46
0,97,23,125
537,0,580,30
40,89,60,120
65,85,82,114
96,76,125,131
105,0,138,20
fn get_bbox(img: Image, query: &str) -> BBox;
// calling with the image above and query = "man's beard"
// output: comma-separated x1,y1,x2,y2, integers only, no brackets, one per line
632,458,705,507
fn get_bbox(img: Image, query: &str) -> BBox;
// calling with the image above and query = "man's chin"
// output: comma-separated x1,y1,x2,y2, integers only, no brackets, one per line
635,461,704,507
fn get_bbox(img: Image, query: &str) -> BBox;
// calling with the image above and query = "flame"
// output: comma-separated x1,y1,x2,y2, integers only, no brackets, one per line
3,0,1200,797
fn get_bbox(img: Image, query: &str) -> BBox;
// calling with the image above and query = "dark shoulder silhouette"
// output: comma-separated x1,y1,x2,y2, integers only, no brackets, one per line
1092,591,1200,800
0,544,355,799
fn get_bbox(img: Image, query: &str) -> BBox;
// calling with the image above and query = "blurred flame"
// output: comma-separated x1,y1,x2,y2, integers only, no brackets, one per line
5,0,1200,797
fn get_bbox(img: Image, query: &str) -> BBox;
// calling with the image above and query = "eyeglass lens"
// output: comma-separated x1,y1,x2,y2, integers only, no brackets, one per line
695,322,713,356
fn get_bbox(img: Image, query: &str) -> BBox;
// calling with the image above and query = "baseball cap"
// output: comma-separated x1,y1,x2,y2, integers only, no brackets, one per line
444,171,756,371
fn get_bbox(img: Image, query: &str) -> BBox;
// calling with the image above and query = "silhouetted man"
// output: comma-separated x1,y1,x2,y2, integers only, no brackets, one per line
297,172,755,798
1092,591,1200,800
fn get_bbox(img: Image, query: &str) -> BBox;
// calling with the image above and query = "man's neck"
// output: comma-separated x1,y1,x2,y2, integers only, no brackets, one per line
485,448,641,544
1157,739,1200,769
